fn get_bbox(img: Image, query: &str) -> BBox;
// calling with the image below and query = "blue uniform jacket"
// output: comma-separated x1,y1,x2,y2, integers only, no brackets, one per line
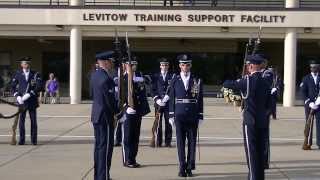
152,72,174,106
301,74,320,107
90,69,117,124
223,72,271,128
11,70,42,109
124,71,151,116
169,73,203,122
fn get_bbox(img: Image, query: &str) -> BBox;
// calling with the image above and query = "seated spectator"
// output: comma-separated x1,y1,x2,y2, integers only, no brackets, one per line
44,73,60,104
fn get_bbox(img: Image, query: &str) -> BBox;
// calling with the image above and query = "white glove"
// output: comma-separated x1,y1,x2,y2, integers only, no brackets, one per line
198,119,203,125
162,95,170,103
315,97,320,106
17,96,24,105
156,99,165,107
119,113,127,123
271,88,277,95
22,93,31,101
126,107,136,114
169,118,175,127
133,76,144,82
309,102,318,110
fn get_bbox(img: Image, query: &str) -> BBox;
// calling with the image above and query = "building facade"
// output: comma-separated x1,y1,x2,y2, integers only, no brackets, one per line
0,0,319,106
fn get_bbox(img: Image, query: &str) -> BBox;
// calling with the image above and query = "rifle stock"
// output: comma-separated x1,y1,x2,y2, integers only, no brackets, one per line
303,109,315,149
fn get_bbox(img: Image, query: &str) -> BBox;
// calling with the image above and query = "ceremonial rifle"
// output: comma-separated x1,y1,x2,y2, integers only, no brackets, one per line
125,32,135,109
239,27,262,109
113,29,126,128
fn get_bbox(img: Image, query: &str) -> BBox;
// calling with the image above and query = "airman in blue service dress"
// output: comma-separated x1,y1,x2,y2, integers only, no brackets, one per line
223,54,271,180
90,51,117,180
122,59,150,168
268,67,283,120
301,60,320,150
151,58,174,147
169,55,203,177
11,57,42,145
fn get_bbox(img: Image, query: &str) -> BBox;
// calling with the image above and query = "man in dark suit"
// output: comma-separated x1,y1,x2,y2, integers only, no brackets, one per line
169,54,203,177
11,57,42,145
122,59,150,168
90,51,117,180
301,60,320,150
223,54,272,180
151,58,174,147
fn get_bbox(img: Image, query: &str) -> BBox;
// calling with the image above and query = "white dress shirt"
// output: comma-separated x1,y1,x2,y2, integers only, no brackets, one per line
23,69,30,81
311,72,318,85
180,72,190,90
161,71,167,81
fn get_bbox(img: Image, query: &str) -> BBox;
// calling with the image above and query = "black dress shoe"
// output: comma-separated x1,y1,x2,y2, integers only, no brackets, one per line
133,162,141,168
165,143,172,148
124,162,141,168
18,142,25,145
178,171,187,177
186,169,193,177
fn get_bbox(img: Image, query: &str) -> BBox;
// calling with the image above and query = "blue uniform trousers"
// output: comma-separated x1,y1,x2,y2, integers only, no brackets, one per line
115,122,122,145
156,109,172,146
243,124,267,180
19,109,37,144
93,120,114,180
263,121,270,168
270,94,277,119
175,118,198,172
122,114,142,164
304,107,320,146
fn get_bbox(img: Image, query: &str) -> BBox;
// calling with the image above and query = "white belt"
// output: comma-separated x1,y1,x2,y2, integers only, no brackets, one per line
175,98,197,104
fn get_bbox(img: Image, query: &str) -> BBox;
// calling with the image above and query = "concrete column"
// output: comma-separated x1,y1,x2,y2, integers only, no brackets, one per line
70,26,82,104
283,28,297,107
69,0,83,104
283,0,299,107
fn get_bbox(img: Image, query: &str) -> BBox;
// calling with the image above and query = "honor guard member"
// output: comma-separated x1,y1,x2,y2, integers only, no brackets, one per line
301,60,320,150
90,51,117,180
11,57,42,145
122,58,150,168
151,58,174,147
223,54,271,180
169,54,203,177
259,55,274,169
268,67,283,120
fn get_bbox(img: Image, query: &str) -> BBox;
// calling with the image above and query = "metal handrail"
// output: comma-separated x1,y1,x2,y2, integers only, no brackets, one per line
0,0,286,7
84,0,285,7
300,0,320,8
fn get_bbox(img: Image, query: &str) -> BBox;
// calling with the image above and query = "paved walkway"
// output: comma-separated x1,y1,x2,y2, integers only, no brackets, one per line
0,102,318,180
